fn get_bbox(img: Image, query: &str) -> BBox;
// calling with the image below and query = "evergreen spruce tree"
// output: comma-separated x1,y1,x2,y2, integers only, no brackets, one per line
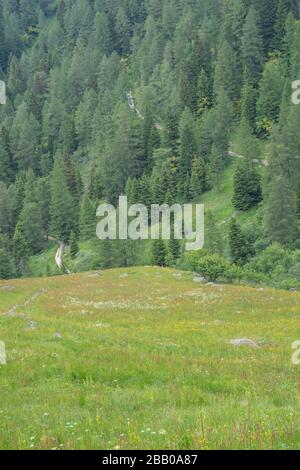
10,102,41,172
237,117,260,164
13,223,30,276
115,6,131,55
205,211,224,256
10,172,26,222
197,69,212,116
50,156,77,242
0,235,14,279
232,164,262,211
183,174,191,201
100,240,115,269
0,182,13,237
241,7,263,83
240,72,258,131
19,171,45,254
0,128,14,183
190,156,206,199
0,11,7,69
151,174,165,206
163,108,179,158
273,0,291,51
168,236,181,263
139,174,153,209
264,174,298,246
213,40,240,102
222,0,247,64
151,239,167,267
80,193,95,241
264,124,299,245
282,12,297,74
209,145,223,191
90,11,111,57
0,248,13,280
252,0,278,54
256,60,285,136
178,108,197,195
69,231,79,259
63,151,81,205
88,166,103,202
142,108,160,170
209,89,234,190
283,104,300,211
37,177,51,239
197,109,214,164
7,55,25,97
180,59,198,113
229,219,253,265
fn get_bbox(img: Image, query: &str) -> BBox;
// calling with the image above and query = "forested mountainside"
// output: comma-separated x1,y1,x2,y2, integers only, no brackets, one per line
0,0,300,286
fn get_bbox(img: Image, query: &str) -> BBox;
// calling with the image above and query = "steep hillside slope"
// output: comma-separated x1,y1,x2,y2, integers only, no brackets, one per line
1,0,300,282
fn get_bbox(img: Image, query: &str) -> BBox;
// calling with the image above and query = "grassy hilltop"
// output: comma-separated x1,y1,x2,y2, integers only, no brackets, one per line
0,267,299,450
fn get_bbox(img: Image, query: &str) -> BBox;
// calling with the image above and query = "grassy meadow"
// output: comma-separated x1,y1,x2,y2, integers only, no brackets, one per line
0,267,299,450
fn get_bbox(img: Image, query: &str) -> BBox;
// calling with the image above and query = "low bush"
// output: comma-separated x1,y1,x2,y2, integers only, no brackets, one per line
195,254,229,282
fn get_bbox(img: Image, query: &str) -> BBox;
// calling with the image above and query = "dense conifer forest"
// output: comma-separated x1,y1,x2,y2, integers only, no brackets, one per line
0,0,300,288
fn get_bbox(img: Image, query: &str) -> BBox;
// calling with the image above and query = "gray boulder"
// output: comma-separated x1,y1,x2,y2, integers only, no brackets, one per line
230,339,259,348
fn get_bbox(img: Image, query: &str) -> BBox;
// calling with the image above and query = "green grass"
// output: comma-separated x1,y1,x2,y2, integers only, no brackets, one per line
28,242,61,278
0,267,299,450
200,157,261,229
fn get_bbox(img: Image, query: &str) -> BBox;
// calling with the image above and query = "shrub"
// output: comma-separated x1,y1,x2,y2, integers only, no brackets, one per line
239,266,267,284
225,264,245,283
249,243,292,275
196,254,229,282
184,249,208,272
